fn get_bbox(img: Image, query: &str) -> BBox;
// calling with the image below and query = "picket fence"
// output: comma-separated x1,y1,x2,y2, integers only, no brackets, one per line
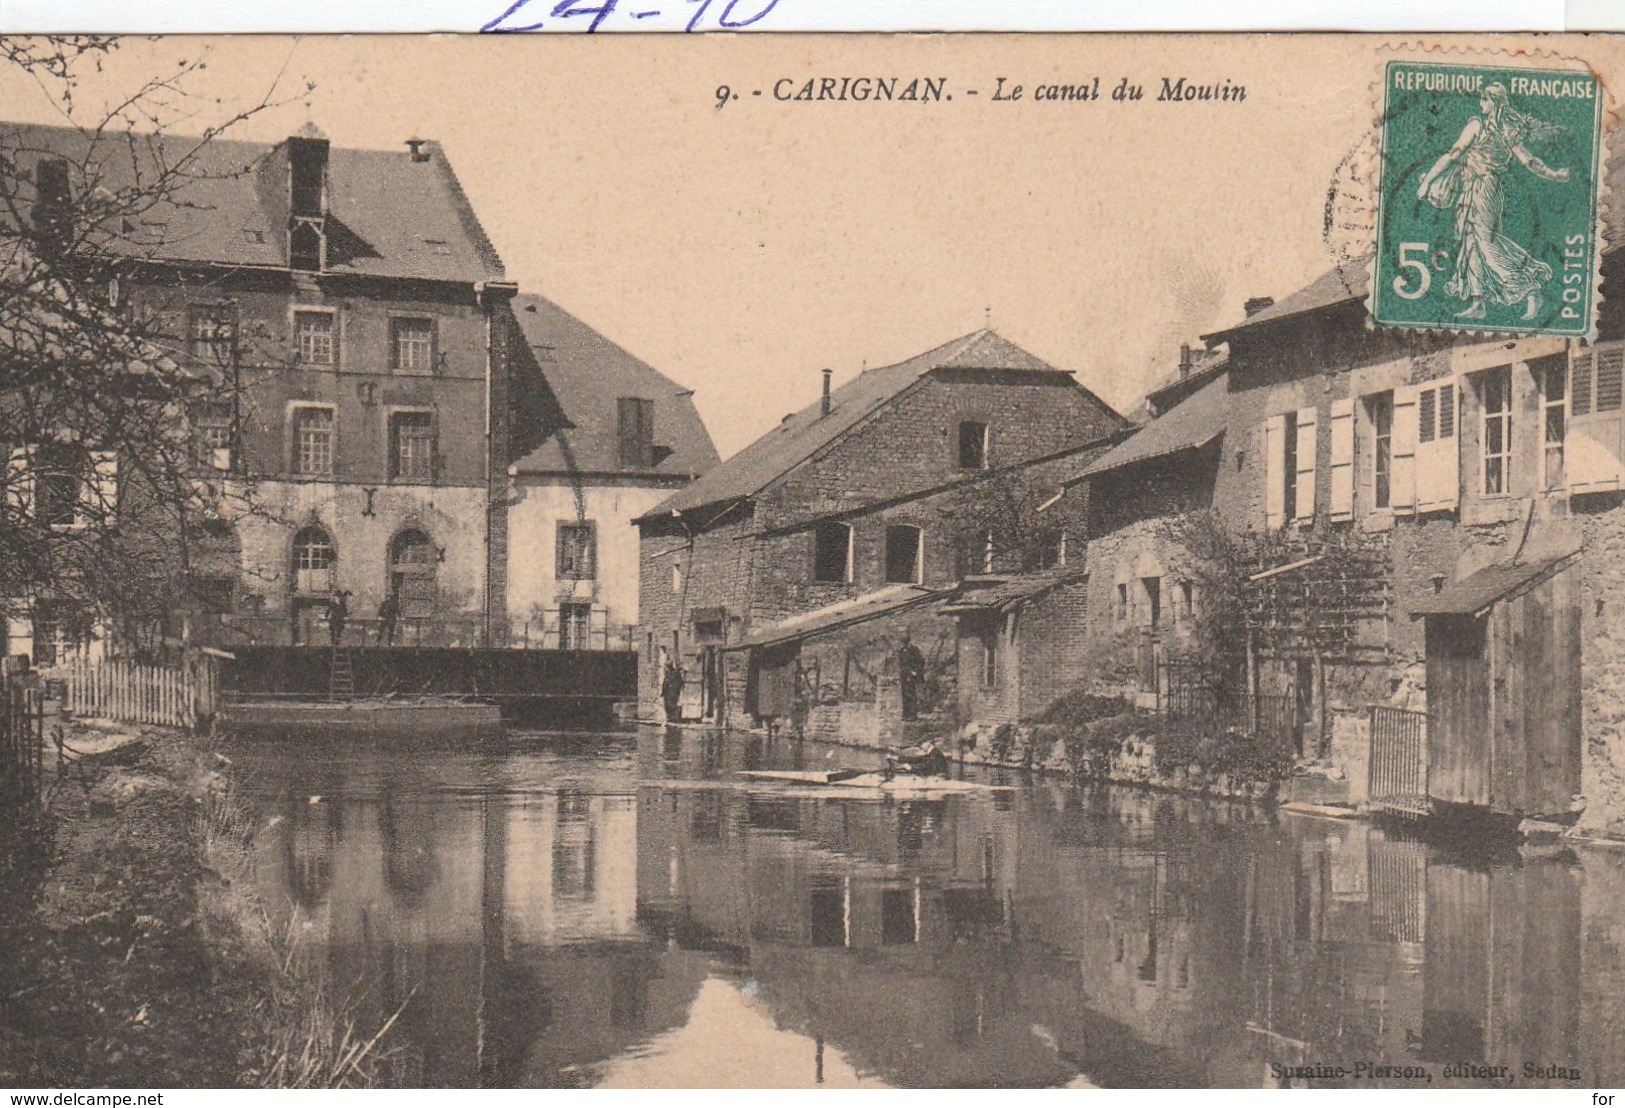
62,656,218,731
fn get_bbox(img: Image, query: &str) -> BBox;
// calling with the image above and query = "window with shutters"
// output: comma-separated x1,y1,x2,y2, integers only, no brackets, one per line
1414,380,1458,513
1478,367,1513,496
556,521,597,580
617,397,655,468
1282,411,1298,522
1328,398,1356,522
1535,354,1567,491
1566,340,1625,492
1367,392,1394,509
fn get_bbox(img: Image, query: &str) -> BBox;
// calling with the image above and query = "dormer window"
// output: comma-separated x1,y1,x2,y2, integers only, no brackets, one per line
289,222,323,272
618,397,655,468
287,133,328,270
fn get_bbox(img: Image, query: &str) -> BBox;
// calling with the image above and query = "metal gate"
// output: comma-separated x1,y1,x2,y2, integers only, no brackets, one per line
1368,705,1429,816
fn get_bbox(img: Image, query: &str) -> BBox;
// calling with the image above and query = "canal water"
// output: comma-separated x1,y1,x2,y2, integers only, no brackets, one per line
222,725,1625,1089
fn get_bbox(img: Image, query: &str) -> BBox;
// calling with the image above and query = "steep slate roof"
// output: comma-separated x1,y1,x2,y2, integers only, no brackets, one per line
1409,551,1578,617
508,294,719,478
644,329,1091,519
0,122,505,284
1070,371,1230,483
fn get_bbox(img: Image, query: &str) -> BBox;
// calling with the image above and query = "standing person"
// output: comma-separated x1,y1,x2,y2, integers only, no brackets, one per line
661,657,685,722
329,590,350,647
378,589,400,646
897,631,926,722
1416,83,1571,321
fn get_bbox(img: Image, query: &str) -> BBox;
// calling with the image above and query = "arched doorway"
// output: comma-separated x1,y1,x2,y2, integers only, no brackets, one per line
389,529,437,635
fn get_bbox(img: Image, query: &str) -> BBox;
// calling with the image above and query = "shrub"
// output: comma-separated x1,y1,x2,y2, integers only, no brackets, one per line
1032,686,1131,728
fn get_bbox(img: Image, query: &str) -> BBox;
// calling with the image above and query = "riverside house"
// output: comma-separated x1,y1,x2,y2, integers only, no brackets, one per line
635,329,1126,741
1069,194,1625,829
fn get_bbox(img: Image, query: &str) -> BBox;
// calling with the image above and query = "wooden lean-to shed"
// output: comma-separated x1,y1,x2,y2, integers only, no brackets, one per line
1409,551,1582,821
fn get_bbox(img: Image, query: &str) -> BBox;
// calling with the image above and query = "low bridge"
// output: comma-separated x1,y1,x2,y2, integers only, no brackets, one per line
220,646,637,706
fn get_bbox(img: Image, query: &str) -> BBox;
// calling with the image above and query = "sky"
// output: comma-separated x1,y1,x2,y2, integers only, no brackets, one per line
2,33,1612,458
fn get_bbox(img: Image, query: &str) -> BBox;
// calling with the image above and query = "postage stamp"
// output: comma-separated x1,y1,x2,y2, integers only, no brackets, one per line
1372,58,1606,337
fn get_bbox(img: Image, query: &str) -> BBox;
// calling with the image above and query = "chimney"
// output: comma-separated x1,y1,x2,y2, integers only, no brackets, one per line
1178,343,1193,380
821,369,832,417
1244,296,1275,318
405,137,430,163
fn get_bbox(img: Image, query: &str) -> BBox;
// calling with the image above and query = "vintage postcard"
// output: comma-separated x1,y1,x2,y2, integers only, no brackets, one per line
3,31,1625,1092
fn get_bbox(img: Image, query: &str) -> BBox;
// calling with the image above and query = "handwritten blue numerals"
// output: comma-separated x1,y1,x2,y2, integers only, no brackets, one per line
482,0,781,34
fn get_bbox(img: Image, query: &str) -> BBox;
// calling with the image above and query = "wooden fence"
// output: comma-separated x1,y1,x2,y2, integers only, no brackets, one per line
2,677,45,822
62,655,218,731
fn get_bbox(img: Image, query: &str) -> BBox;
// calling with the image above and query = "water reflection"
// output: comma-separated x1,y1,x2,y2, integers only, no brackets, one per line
225,727,1625,1089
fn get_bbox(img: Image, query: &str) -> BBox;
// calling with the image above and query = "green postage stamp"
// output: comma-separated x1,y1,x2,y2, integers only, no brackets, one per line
1373,59,1606,337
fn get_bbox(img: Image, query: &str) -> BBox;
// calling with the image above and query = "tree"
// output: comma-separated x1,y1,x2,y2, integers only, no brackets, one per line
943,467,1074,578
1159,509,1390,683
0,36,295,659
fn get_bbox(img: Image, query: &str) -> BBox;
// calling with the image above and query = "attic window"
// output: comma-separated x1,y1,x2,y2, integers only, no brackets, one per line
958,421,988,469
617,397,655,468
290,221,323,271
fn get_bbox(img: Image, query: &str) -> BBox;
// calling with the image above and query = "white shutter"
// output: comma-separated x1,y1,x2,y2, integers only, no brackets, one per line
6,446,34,519
1391,385,1419,514
1293,406,1318,523
83,449,119,525
1328,398,1355,522
1264,415,1286,530
1415,381,1459,513
1569,342,1625,492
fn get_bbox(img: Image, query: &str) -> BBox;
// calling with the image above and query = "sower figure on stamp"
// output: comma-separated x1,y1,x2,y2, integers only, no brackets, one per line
1417,83,1571,322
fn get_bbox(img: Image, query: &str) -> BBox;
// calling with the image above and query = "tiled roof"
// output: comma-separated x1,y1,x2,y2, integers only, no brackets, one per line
940,567,1089,614
1409,551,1578,617
643,329,1083,519
730,584,945,650
1,122,505,284
1070,371,1229,483
507,294,719,478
